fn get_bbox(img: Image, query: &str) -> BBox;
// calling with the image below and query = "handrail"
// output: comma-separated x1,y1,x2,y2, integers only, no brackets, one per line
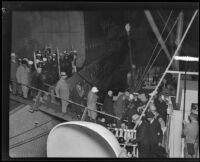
10,80,120,121
43,82,103,106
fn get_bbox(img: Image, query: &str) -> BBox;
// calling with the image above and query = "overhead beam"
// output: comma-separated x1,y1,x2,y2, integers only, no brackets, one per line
175,11,184,70
157,11,197,56
144,10,176,69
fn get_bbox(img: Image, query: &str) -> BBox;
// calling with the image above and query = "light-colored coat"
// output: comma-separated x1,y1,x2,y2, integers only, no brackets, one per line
87,90,98,120
113,94,127,118
16,65,30,85
55,79,70,99
183,122,199,144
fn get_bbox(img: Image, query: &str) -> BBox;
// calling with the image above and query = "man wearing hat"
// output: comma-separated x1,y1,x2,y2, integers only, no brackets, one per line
183,113,199,158
87,86,99,121
10,53,18,95
102,90,114,124
70,82,85,118
129,113,151,158
55,72,70,113
30,65,45,105
154,93,168,124
121,94,139,129
113,91,130,127
132,92,143,110
146,111,163,157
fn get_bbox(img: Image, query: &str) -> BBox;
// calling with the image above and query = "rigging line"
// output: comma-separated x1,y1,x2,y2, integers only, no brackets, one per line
135,13,179,92
137,8,198,149
157,10,178,40
9,131,50,150
136,13,179,91
9,119,53,140
135,10,173,91
118,9,198,157
157,10,168,27
10,80,120,121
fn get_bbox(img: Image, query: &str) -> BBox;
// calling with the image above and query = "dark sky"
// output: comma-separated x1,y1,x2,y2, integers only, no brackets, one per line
86,9,199,68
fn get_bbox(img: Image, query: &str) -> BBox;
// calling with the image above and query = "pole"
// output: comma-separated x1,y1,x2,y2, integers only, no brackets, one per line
57,48,61,77
144,11,173,63
183,62,187,121
175,11,184,71
176,73,181,103
181,62,187,158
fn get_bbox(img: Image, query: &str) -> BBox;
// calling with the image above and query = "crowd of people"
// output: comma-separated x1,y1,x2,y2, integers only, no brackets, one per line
9,50,172,158
9,48,78,110
95,88,170,158
9,50,198,158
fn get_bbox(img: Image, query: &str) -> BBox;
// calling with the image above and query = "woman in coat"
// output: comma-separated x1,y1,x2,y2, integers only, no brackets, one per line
87,87,99,121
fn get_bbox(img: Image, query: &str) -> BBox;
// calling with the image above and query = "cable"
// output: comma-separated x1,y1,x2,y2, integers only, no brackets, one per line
135,11,173,91
135,10,173,91
9,119,53,139
135,12,179,92
136,14,179,92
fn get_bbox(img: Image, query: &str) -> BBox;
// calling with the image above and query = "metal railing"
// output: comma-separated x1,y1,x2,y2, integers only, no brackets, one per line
9,79,120,121
9,79,138,157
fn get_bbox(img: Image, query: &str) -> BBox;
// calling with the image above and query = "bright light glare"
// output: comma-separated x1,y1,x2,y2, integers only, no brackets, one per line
174,56,199,62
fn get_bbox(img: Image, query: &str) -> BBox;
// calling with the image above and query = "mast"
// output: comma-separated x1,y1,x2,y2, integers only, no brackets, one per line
175,11,184,71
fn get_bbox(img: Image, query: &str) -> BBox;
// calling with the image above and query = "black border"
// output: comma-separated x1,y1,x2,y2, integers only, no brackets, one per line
2,1,199,162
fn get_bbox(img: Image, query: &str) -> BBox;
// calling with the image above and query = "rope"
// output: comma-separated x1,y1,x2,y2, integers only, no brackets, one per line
135,11,179,92
10,80,120,121
135,11,173,91
9,119,53,139
157,10,177,41
118,9,198,157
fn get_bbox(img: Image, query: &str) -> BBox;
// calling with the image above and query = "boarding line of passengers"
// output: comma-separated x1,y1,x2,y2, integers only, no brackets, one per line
10,52,198,158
